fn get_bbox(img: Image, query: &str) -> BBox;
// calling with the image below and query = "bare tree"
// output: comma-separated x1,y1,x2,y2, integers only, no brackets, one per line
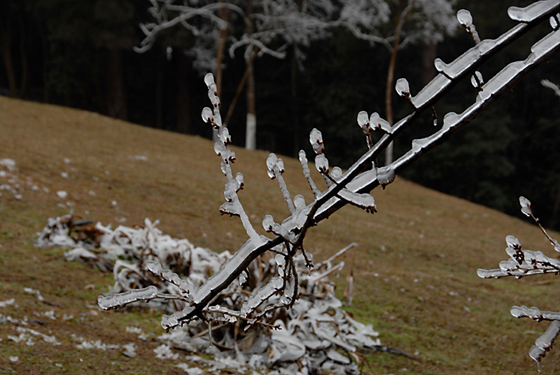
99,0,560,364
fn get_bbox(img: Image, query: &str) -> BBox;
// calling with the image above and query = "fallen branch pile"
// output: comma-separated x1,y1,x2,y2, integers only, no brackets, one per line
37,215,381,374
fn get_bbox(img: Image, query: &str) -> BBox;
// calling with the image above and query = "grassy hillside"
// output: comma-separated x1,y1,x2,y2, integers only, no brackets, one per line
1,95,559,374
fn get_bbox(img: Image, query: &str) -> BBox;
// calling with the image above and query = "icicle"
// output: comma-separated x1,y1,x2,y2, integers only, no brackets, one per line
98,286,158,310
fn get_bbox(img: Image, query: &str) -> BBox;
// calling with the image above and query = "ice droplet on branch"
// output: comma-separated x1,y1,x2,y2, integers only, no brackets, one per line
519,196,533,217
457,9,473,26
357,111,369,128
395,78,410,97
309,128,324,154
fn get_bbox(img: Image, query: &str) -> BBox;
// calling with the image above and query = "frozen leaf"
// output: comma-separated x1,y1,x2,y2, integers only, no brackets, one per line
309,128,324,154
519,196,532,217
395,78,410,97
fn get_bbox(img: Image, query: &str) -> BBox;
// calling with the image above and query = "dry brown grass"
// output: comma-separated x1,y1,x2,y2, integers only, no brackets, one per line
1,95,559,374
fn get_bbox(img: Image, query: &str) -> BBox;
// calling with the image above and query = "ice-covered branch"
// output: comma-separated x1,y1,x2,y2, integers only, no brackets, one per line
100,1,560,347
479,194,560,366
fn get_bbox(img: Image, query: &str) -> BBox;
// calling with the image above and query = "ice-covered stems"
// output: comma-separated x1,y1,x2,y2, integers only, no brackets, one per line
457,9,481,44
266,153,295,214
478,196,560,366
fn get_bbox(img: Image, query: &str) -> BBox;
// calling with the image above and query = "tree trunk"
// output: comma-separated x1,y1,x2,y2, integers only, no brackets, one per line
245,0,257,150
245,57,257,150
176,51,192,134
106,48,128,121
0,15,18,97
421,41,437,85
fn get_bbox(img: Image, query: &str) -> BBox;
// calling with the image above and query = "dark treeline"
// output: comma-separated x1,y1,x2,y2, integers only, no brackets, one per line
2,0,560,229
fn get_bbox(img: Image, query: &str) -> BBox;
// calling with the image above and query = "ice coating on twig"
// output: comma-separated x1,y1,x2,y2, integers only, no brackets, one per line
298,150,321,198
508,0,559,23
395,78,411,98
511,306,560,321
146,259,193,298
457,9,480,44
315,154,329,174
98,286,158,310
369,112,392,133
309,128,324,154
529,321,560,365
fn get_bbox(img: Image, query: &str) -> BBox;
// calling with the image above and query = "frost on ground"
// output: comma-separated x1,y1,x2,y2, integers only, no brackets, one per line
37,215,381,374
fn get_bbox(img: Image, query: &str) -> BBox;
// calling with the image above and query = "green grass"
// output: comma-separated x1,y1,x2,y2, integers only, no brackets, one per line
1,95,560,374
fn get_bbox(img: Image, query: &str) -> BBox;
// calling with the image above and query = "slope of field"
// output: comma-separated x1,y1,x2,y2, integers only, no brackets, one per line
1,95,559,374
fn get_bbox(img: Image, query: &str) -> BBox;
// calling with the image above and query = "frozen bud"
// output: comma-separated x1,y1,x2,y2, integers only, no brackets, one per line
551,15,559,30
262,215,276,232
470,71,484,88
208,88,220,107
505,235,522,250
309,128,324,154
377,166,395,188
201,107,213,124
235,172,244,189
294,194,306,210
519,196,532,217
357,111,369,129
266,153,284,179
204,73,215,87
315,154,329,173
457,9,473,27
370,112,391,133
298,150,308,164
395,78,410,98
219,127,231,144
331,166,342,179
213,111,223,128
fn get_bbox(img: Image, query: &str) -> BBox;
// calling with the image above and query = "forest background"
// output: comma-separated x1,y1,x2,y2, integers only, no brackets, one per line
2,0,560,228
